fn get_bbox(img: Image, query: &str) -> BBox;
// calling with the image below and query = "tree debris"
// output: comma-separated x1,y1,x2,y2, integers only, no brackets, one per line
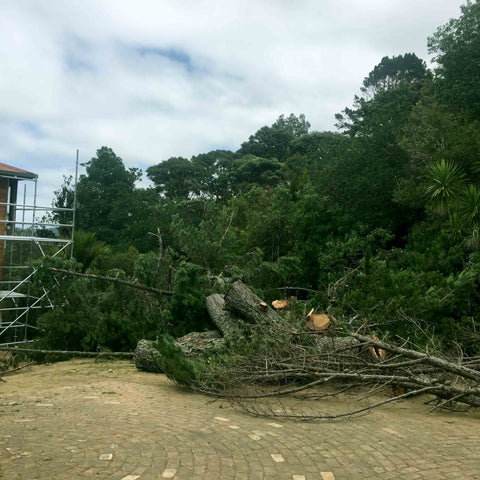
136,281,480,416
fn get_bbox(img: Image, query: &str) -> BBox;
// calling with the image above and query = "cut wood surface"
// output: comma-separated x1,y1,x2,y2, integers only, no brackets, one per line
306,313,330,331
272,296,295,310
272,299,288,309
369,335,387,360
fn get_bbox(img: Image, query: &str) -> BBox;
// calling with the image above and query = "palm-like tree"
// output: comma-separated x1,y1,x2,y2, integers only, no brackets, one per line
460,184,480,247
73,231,111,271
425,159,465,216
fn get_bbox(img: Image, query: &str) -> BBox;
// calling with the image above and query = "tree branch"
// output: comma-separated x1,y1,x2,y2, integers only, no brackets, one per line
49,268,173,296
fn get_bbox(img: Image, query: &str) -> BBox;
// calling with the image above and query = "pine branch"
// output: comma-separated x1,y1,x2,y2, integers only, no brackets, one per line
49,268,173,296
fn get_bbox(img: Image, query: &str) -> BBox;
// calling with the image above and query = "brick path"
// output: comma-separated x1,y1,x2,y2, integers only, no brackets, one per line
1,359,479,479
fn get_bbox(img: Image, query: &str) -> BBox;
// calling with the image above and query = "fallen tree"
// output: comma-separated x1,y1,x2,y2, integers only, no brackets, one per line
135,280,480,416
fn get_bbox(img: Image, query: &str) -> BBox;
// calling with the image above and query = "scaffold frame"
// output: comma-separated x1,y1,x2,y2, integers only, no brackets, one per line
0,152,78,346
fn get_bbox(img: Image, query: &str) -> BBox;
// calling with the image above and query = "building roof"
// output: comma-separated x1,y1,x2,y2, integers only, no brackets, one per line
0,163,37,180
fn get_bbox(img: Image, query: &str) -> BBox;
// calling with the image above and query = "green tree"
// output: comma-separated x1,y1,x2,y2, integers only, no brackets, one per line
360,53,430,98
332,55,431,231
76,147,158,250
238,114,310,160
51,175,75,237
425,159,465,216
290,131,351,167
147,156,199,199
428,0,480,119
72,230,111,271
190,150,236,200
231,155,284,192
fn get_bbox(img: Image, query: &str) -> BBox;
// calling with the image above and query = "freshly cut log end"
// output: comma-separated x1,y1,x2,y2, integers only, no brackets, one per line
306,313,330,331
272,299,288,309
369,335,388,360
272,296,296,310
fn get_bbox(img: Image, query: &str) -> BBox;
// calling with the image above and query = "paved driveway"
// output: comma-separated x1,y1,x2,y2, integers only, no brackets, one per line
1,359,479,479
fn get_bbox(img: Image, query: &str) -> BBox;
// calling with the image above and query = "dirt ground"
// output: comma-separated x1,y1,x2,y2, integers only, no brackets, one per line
1,358,480,479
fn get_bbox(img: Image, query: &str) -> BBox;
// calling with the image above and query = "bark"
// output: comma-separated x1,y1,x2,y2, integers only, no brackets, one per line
134,339,163,373
174,331,225,356
315,336,360,354
205,293,245,340
224,280,287,328
135,332,226,373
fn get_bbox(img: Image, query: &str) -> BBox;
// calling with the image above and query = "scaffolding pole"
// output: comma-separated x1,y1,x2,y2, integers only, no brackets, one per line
0,154,77,346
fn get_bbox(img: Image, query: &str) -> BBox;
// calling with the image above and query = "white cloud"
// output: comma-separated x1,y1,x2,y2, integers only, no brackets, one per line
0,0,465,207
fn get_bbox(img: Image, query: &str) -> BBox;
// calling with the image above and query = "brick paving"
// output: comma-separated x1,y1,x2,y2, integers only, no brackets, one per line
1,359,479,479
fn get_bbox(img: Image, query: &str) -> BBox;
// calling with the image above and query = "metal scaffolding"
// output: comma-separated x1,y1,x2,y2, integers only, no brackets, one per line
0,153,78,346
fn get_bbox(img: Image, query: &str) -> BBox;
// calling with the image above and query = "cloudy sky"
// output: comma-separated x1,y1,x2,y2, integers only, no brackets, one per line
0,0,466,207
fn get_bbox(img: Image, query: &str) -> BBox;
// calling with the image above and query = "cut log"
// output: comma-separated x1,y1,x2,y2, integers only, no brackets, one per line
224,280,287,328
135,332,226,373
134,339,163,373
205,294,245,340
306,313,330,331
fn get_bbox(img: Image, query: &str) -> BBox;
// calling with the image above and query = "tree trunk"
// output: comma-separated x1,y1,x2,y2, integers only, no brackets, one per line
174,331,225,356
205,293,245,340
315,336,360,355
224,280,287,328
134,332,225,373
134,339,163,373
